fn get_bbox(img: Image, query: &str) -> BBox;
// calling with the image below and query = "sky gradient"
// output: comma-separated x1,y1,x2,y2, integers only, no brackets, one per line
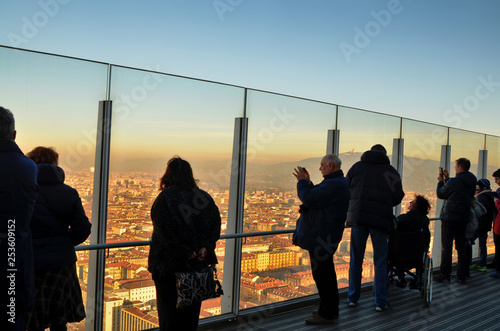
1,0,499,136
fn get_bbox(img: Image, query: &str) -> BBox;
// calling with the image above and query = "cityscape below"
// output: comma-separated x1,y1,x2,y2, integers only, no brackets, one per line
61,152,495,331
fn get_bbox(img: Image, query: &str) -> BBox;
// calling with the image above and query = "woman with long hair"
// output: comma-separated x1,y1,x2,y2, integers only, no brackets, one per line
148,156,221,330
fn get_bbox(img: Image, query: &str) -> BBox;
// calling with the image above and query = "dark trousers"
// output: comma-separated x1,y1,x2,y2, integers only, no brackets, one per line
153,273,201,331
440,221,468,281
309,247,339,319
466,229,489,268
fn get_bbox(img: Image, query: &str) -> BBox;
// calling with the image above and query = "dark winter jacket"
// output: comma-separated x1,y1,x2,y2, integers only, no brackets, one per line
292,170,350,254
395,210,431,251
0,140,38,312
437,171,477,223
345,150,405,234
476,190,497,232
30,164,91,271
148,186,221,278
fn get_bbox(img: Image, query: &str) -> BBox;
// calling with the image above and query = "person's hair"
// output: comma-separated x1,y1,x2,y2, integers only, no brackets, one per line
0,106,15,141
493,169,500,178
26,146,59,165
159,156,198,190
455,158,471,172
370,144,387,155
324,154,342,168
413,194,431,215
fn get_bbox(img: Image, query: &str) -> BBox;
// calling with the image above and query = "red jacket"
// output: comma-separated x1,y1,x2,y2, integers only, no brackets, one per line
494,199,500,235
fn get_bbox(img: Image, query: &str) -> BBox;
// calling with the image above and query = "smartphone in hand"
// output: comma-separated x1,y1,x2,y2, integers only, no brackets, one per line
439,167,444,177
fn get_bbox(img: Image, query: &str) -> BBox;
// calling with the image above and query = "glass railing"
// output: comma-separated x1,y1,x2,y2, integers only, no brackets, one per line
1,45,499,331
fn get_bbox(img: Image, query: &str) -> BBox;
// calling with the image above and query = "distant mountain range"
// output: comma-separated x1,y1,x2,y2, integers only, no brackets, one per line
109,152,441,194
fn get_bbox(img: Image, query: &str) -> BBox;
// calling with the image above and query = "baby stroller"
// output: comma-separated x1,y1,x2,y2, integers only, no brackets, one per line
387,226,433,305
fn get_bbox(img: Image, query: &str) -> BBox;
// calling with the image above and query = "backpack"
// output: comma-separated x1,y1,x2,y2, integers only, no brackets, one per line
466,199,486,239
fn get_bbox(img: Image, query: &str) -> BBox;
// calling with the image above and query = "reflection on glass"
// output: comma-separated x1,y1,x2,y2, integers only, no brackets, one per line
401,120,448,218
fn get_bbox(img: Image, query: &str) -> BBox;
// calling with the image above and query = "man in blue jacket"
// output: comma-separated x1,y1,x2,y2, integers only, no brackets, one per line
0,106,38,331
292,154,350,325
346,144,404,312
436,158,477,284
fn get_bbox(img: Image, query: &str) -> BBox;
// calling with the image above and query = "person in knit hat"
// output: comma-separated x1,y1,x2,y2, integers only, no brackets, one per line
490,170,500,278
469,179,496,271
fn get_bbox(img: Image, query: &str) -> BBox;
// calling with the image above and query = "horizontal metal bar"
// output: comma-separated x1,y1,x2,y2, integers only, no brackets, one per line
75,219,440,251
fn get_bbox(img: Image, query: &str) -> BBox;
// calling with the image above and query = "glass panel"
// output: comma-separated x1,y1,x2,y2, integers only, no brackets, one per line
239,233,353,309
106,67,242,329
0,46,108,330
245,91,336,230
103,246,158,330
337,108,401,284
486,135,500,190
241,91,336,306
108,66,243,241
449,128,485,176
337,106,401,171
401,120,448,257
401,120,448,219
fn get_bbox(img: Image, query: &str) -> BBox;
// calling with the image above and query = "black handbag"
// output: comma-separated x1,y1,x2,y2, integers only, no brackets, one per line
175,264,223,309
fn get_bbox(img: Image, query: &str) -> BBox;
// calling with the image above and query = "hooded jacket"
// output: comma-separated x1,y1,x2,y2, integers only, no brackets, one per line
437,171,477,223
30,164,91,270
345,150,405,234
292,170,350,254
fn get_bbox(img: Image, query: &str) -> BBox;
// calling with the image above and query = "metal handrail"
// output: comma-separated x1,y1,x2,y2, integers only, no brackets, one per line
75,218,440,251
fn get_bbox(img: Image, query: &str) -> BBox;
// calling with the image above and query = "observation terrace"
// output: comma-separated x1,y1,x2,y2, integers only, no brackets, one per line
2,45,500,331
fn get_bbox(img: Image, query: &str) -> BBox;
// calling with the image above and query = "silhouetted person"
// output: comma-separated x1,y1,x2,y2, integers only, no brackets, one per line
346,144,404,312
436,158,476,284
148,156,221,330
0,106,38,331
292,154,350,325
25,147,91,331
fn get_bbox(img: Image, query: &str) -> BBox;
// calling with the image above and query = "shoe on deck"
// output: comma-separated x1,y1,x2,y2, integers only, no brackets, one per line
490,272,500,279
345,300,357,307
375,302,391,312
472,265,487,272
434,275,451,284
305,314,336,325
